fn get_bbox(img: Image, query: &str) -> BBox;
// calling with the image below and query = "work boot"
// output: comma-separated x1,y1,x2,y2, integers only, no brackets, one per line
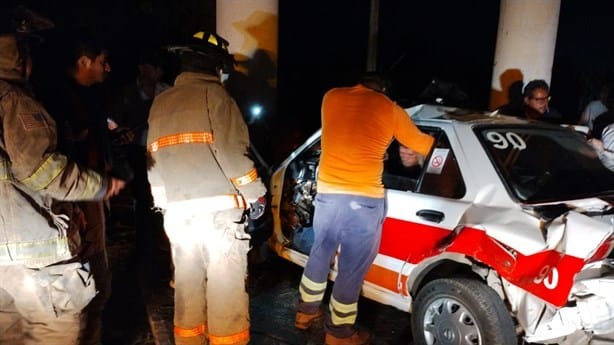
295,309,323,330
325,330,372,345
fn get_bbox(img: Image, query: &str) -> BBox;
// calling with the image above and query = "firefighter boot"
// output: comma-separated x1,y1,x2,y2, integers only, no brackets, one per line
295,309,323,330
325,330,372,345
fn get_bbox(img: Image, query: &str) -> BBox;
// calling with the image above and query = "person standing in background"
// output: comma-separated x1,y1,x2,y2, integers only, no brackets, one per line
108,49,170,271
39,33,129,345
579,81,611,131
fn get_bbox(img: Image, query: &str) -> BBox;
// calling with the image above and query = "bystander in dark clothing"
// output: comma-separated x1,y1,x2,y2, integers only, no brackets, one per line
108,49,170,269
39,35,127,345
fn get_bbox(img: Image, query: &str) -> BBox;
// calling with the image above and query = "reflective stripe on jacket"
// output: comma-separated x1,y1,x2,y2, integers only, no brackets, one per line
147,72,265,203
0,77,107,268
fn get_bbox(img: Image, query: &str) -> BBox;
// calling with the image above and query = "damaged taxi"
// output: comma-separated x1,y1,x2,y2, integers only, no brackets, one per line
268,104,614,345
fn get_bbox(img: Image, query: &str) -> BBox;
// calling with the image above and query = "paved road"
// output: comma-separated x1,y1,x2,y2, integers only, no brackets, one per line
140,247,414,345
103,195,413,345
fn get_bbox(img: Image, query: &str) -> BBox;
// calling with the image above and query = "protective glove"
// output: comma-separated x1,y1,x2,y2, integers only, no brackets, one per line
249,196,267,220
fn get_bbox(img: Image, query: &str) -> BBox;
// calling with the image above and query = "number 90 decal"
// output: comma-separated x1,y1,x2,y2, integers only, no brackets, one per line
486,131,527,150
533,265,559,290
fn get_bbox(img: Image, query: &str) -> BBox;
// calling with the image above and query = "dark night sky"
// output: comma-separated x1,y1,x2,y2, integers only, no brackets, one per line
279,1,614,134
6,1,614,156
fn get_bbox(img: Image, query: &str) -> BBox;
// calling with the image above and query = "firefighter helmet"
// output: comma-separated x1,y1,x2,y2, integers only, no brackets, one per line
0,5,54,79
0,5,54,37
167,30,235,73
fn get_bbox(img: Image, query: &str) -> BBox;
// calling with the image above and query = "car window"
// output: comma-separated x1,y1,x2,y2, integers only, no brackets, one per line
477,125,614,203
383,128,466,199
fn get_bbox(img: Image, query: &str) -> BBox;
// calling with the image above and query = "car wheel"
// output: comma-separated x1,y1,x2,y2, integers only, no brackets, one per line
411,278,516,345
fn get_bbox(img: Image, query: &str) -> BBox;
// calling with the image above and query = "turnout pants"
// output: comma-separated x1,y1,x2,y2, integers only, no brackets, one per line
0,263,96,345
298,193,385,338
164,198,251,345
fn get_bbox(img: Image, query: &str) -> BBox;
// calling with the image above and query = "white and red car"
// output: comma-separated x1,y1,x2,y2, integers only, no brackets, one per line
267,104,614,345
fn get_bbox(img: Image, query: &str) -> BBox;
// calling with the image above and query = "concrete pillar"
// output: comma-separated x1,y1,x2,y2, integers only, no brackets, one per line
216,0,278,165
216,0,278,123
490,0,560,110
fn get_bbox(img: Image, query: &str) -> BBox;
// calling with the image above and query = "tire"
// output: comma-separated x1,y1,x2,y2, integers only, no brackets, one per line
411,278,517,345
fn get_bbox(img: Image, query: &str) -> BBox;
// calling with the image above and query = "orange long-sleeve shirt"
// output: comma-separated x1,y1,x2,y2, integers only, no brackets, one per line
317,84,434,198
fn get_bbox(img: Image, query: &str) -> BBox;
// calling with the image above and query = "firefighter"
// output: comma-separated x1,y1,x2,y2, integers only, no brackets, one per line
147,30,267,345
0,5,125,345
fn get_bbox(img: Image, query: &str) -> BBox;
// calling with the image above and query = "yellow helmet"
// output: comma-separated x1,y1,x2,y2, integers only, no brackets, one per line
166,30,235,72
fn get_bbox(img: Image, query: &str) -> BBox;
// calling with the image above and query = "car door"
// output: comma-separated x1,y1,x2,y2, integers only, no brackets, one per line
371,126,473,297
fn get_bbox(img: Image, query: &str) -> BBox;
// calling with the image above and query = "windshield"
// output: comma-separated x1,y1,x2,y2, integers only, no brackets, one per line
476,125,614,203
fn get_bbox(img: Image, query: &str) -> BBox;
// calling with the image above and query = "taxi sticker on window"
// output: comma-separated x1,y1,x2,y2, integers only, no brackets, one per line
486,131,527,150
426,148,449,175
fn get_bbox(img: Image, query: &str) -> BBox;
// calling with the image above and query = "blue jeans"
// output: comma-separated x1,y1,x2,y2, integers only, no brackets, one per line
299,193,385,338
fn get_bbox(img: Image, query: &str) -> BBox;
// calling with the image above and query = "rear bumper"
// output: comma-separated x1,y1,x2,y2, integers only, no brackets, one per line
524,260,614,344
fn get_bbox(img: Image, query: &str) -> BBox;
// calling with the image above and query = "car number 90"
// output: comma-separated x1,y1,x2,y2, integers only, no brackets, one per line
486,131,527,151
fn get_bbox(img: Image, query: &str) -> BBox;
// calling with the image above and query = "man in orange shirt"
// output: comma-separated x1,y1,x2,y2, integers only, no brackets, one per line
295,72,434,345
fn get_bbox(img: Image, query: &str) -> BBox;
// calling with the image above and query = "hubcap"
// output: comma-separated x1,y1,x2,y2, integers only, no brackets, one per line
422,297,482,345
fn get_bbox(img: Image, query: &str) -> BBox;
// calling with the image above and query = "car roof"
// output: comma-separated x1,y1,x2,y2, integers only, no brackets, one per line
407,104,537,126
406,104,590,135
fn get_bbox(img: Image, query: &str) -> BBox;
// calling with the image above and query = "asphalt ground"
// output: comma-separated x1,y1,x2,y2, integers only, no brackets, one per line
103,192,414,345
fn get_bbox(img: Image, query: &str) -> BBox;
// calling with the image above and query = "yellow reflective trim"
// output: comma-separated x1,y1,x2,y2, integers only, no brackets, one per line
300,275,327,292
192,32,219,47
21,153,67,191
82,170,104,199
210,328,249,345
329,296,358,325
330,308,357,325
231,168,258,186
299,275,326,303
0,237,69,262
299,284,325,303
149,132,214,152
330,296,358,314
0,157,10,181
207,34,218,46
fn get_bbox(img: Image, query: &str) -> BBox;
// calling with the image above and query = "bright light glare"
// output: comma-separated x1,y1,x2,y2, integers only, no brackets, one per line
250,104,263,119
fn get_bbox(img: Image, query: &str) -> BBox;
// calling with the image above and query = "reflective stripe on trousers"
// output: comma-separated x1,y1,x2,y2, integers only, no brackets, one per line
165,200,250,345
298,193,385,338
174,325,249,345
